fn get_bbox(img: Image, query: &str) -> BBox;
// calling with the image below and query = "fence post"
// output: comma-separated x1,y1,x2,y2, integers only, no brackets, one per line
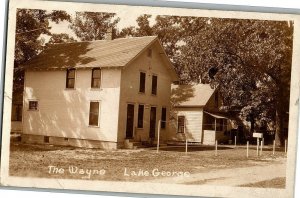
234,136,237,148
184,117,188,155
156,120,161,153
215,140,218,156
273,140,275,156
256,138,259,157
247,141,249,158
260,140,263,156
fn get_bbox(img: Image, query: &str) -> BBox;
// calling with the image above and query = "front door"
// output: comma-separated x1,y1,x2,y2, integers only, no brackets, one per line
149,107,156,138
126,104,134,138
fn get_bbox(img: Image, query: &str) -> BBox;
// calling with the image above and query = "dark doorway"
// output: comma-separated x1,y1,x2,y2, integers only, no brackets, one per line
149,107,156,138
126,104,134,138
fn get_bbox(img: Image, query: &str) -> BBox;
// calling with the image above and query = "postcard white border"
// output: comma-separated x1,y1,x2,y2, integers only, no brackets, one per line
1,0,300,197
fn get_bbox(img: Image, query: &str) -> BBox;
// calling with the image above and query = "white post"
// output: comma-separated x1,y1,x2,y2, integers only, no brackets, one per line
156,120,161,153
215,140,218,156
260,140,263,156
184,117,188,155
273,140,275,156
256,138,259,157
247,141,249,158
234,136,237,148
285,139,287,154
185,135,188,155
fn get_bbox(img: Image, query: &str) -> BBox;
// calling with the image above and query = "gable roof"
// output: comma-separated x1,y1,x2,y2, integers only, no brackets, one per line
23,36,178,80
172,83,216,107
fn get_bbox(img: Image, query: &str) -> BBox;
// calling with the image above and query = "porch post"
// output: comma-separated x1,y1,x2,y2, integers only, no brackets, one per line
214,118,217,132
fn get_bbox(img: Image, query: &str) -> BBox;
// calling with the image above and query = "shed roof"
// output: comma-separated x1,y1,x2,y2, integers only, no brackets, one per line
23,36,178,80
172,83,216,107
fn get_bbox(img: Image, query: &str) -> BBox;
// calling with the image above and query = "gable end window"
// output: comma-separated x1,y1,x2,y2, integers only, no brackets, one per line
151,75,157,95
89,101,100,126
29,101,38,111
139,72,146,93
66,68,75,88
137,104,144,128
91,68,101,88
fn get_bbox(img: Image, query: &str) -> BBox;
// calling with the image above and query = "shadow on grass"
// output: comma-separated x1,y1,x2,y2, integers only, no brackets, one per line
157,145,234,152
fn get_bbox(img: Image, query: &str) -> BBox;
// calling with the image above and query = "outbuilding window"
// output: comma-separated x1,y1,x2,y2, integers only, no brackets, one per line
177,116,185,133
91,68,101,88
66,68,75,88
89,101,100,126
29,101,38,111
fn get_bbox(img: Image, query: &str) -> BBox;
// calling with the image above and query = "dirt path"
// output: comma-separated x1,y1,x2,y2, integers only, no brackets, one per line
150,158,286,186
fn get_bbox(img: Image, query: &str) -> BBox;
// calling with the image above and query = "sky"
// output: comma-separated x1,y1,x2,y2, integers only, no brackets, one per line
48,11,156,42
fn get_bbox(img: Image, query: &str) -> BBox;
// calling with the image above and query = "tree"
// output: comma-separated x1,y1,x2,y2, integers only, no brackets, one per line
47,33,77,45
119,15,293,146
179,18,293,145
14,9,71,93
70,12,119,41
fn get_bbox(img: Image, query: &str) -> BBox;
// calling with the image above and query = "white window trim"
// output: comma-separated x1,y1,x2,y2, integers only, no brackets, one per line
88,100,101,128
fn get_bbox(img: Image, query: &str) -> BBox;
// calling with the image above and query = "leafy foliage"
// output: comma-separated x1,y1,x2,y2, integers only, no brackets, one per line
70,12,119,41
14,9,71,92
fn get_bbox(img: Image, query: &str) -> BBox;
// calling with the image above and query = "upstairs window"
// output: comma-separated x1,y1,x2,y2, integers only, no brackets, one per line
139,72,146,93
91,68,101,88
29,101,38,111
89,101,100,126
151,75,157,95
161,107,167,129
137,104,144,128
66,68,75,88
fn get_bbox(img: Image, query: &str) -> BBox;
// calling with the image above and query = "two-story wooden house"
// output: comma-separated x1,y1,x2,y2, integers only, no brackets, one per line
21,36,178,149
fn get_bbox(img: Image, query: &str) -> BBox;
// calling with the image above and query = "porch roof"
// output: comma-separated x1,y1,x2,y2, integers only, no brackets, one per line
204,111,229,119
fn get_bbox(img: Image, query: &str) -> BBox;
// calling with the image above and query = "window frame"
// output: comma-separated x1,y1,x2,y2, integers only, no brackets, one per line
139,71,146,93
161,107,167,129
28,100,38,111
151,74,158,95
88,101,100,127
177,115,185,133
66,68,76,89
137,104,144,129
91,68,101,89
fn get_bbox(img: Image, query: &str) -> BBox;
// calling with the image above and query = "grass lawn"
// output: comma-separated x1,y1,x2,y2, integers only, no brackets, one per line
9,142,286,184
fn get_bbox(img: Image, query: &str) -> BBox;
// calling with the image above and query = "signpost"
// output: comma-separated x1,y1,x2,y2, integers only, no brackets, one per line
253,133,263,156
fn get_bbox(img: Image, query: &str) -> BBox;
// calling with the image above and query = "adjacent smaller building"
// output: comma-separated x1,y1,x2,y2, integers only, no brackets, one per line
168,84,232,145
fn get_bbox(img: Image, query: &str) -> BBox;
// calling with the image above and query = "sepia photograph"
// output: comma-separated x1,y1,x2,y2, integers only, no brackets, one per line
1,0,300,197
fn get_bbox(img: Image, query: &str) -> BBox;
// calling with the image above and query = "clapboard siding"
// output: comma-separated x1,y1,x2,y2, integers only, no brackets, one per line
178,108,203,142
23,69,121,142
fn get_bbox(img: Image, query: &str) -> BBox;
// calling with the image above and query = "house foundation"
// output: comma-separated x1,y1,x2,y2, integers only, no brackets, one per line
21,134,118,150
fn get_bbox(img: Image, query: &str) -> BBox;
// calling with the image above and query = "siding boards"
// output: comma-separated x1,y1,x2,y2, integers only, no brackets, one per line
177,109,203,142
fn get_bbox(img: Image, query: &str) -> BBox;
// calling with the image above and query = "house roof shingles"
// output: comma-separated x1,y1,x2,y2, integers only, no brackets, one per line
24,36,158,70
172,83,216,107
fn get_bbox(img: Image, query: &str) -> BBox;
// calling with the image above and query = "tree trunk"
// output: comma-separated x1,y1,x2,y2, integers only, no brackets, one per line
275,83,286,147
